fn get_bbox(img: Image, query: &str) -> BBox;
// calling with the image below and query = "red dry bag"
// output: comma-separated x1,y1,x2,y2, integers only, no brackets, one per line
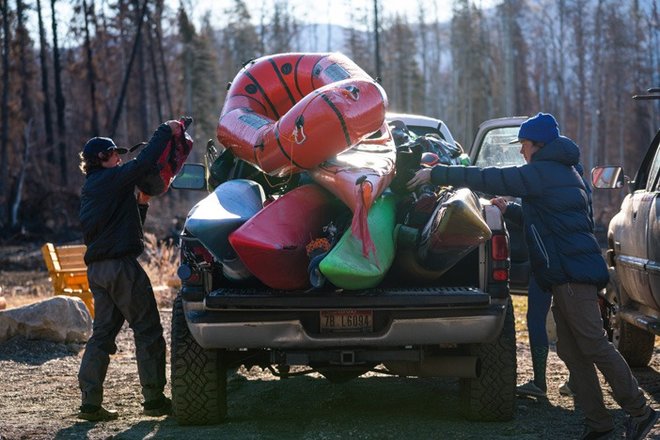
138,117,194,196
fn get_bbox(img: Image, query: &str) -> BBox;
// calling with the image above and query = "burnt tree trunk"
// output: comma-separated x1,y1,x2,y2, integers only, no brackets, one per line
155,0,173,116
82,0,99,135
11,120,32,228
50,0,68,185
0,0,9,226
109,0,149,137
36,0,54,147
146,11,163,122
134,0,148,136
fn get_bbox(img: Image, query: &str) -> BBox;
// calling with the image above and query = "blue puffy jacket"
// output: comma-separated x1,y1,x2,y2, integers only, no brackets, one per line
430,136,609,290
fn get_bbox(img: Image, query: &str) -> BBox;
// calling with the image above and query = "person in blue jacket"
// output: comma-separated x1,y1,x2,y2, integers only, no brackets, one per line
77,120,180,422
407,113,657,440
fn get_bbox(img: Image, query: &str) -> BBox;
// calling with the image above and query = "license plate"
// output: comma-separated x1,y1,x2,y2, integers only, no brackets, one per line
320,309,373,333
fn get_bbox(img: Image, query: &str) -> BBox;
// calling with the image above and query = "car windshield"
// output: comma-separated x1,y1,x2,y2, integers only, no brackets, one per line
474,127,525,167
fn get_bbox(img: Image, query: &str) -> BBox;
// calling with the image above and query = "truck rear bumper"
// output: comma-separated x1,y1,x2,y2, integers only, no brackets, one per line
185,302,507,349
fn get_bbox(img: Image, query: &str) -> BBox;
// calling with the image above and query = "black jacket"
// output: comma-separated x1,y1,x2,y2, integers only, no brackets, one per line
80,124,173,264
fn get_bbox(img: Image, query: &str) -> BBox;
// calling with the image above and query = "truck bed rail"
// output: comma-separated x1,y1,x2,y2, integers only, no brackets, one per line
204,286,488,310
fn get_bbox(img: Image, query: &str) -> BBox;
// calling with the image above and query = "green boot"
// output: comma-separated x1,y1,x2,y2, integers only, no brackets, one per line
530,345,549,393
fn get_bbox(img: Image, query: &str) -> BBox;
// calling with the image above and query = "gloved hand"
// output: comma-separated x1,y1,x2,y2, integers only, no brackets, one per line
180,116,193,129
136,190,151,205
166,120,182,136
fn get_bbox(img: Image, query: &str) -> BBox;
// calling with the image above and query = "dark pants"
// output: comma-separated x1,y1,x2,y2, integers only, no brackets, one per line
78,256,166,407
551,282,647,431
528,275,552,348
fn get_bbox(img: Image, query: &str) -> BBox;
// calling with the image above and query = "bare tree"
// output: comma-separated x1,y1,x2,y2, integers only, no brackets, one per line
345,3,372,75
109,0,149,137
588,0,604,170
145,7,163,122
220,0,261,76
572,0,588,151
450,0,491,143
11,120,32,228
178,4,194,119
51,0,68,184
133,0,148,135
0,0,9,225
154,0,173,116
382,14,423,114
82,0,100,135
36,0,54,146
265,0,300,53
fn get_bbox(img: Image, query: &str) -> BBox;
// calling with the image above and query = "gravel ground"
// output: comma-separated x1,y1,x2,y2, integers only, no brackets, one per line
1,294,659,440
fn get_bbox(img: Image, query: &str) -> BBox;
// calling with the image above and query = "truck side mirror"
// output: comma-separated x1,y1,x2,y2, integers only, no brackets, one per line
591,165,625,189
171,163,207,190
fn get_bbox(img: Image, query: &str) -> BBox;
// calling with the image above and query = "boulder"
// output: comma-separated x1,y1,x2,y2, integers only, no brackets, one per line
0,295,92,344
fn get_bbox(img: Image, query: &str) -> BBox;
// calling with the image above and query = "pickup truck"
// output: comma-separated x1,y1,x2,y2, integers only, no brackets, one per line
169,113,517,425
592,88,660,367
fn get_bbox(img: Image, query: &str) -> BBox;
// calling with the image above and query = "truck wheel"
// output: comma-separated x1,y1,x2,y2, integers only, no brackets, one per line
460,298,516,421
604,289,655,367
171,295,227,425
613,319,655,367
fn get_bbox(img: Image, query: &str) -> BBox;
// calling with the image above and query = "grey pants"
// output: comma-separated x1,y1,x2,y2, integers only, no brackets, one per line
78,256,166,407
551,282,647,431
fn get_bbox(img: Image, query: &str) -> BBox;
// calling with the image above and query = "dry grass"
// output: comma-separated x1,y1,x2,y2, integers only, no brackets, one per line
139,232,181,307
512,293,533,344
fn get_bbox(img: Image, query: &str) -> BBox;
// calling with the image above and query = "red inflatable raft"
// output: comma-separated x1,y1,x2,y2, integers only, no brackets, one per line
217,52,388,177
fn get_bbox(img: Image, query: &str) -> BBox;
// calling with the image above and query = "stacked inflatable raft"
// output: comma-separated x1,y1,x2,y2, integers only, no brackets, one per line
184,52,493,291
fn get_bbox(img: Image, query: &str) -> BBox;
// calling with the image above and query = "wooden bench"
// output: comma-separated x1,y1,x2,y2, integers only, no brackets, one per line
41,243,94,318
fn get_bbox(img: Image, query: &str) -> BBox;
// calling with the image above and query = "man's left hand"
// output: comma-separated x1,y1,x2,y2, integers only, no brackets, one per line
137,190,151,205
406,168,432,191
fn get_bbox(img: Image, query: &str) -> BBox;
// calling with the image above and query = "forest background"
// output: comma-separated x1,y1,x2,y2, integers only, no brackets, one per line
0,0,659,244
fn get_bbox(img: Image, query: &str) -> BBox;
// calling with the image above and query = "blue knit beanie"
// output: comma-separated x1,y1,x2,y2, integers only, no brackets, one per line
516,113,560,144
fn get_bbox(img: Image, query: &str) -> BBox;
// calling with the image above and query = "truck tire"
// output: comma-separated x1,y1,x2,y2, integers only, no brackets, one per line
171,295,227,425
613,320,655,367
605,283,655,367
460,298,516,421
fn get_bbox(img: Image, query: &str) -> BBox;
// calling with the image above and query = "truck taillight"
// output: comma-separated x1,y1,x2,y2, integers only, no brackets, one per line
492,268,508,281
179,237,213,286
491,234,509,282
491,234,509,261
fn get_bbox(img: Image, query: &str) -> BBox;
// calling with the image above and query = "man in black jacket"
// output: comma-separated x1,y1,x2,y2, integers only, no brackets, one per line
77,120,180,421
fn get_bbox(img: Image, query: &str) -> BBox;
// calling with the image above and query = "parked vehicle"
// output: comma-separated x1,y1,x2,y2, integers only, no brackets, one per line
591,87,660,367
168,113,516,425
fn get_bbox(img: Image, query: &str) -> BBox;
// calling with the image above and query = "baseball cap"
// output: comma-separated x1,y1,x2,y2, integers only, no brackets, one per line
82,137,128,156
509,113,560,144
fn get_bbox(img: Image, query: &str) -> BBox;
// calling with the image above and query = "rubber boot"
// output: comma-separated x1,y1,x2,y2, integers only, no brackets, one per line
531,345,549,393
